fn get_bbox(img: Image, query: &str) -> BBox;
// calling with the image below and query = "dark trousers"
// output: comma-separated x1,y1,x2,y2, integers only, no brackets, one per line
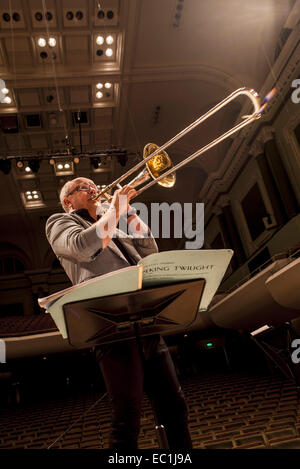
95,335,192,449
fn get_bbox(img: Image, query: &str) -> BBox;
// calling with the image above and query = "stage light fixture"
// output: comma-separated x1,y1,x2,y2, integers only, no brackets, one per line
117,151,128,167
24,190,42,203
91,157,100,169
28,159,40,173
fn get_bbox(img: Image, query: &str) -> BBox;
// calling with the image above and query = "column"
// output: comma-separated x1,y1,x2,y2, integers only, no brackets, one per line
221,203,246,266
264,139,299,219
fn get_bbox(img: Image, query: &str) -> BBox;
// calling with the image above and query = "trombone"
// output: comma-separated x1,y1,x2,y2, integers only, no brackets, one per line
92,87,275,201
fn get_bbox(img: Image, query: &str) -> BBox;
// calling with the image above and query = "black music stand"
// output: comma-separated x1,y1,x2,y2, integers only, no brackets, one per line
63,278,205,347
63,278,206,448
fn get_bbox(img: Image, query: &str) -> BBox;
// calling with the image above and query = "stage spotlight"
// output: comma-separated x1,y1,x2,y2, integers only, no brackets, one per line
28,159,40,173
117,151,128,167
0,159,11,174
91,157,100,169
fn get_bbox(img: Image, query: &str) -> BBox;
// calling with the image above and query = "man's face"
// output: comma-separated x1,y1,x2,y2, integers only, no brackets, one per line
64,179,100,213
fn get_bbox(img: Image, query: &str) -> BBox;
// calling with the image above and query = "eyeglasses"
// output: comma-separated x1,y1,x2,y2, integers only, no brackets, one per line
66,184,98,197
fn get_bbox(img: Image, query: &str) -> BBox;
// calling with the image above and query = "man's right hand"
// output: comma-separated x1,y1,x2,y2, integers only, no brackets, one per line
110,185,137,217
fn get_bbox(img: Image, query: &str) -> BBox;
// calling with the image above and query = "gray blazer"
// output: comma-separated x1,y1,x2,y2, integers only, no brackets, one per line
46,211,158,285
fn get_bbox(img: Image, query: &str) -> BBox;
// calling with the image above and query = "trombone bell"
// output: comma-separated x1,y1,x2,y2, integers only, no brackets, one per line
125,143,176,190
143,143,176,188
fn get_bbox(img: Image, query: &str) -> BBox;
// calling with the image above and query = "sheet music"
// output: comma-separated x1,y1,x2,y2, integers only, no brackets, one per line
139,249,233,310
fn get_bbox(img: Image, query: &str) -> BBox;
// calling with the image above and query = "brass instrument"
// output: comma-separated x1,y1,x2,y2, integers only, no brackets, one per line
92,87,275,201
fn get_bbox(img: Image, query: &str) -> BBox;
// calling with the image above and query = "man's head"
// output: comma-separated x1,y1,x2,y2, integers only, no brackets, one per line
60,177,99,213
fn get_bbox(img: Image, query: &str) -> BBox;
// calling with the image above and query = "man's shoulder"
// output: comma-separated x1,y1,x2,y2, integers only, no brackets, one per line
46,211,82,231
46,211,70,224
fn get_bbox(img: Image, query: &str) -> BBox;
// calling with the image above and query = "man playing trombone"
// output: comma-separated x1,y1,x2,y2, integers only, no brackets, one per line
45,176,192,449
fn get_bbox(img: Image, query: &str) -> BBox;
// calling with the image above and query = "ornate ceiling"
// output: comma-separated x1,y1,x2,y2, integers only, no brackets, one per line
0,0,296,216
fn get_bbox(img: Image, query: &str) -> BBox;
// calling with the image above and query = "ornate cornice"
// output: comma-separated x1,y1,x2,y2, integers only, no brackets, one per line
202,25,300,218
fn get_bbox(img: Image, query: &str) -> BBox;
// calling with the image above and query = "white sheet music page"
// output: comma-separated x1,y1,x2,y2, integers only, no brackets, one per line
139,250,233,310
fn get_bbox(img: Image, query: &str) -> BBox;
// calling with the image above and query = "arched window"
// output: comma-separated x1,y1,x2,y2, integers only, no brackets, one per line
0,256,25,275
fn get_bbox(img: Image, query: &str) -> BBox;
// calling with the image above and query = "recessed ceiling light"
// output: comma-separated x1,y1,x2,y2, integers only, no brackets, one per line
104,82,112,89
48,37,56,47
1,88,9,95
105,48,113,57
38,37,46,47
25,166,31,172
106,35,114,45
96,35,104,45
3,96,11,104
3,13,10,22
96,83,103,89
96,91,103,99
64,163,70,169
57,163,63,170
75,11,83,20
